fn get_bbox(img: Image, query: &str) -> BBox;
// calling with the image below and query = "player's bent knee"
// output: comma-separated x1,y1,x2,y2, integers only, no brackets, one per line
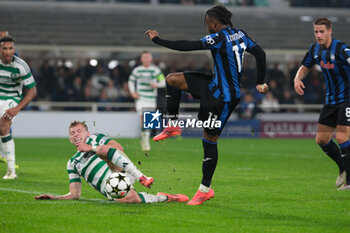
315,137,329,146
166,73,185,88
165,73,176,85
0,124,10,135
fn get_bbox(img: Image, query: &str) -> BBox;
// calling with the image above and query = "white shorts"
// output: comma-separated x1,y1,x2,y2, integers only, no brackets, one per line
135,99,156,115
0,99,18,122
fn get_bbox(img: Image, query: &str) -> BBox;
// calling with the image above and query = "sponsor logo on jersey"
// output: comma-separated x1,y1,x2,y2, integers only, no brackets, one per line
10,73,18,80
320,61,334,69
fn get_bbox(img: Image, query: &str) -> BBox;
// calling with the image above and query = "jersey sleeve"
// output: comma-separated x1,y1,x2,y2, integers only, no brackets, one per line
95,133,111,146
341,45,350,65
154,67,166,88
200,33,223,49
66,159,81,184
18,58,36,89
302,44,316,68
129,68,138,82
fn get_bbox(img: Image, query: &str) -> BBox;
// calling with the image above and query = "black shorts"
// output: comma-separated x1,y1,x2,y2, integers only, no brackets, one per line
184,71,239,136
319,103,350,128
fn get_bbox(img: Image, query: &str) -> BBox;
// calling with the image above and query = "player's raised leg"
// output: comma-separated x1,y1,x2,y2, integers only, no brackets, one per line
97,146,154,188
153,73,186,141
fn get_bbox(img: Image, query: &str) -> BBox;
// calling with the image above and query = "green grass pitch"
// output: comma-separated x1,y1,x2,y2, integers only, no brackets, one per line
0,137,350,233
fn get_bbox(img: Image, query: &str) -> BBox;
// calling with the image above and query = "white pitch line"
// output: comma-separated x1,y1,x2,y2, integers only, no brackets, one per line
0,187,113,203
0,187,42,195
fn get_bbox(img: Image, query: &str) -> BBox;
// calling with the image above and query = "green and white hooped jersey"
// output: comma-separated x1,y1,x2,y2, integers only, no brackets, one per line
0,55,36,103
128,65,165,101
66,133,112,197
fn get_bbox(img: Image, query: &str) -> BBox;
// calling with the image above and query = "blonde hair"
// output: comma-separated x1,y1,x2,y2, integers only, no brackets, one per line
69,121,88,131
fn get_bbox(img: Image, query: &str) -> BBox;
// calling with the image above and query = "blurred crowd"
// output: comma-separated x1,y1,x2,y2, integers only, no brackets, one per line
26,56,324,116
289,0,350,7
14,0,350,7
119,0,350,7
238,60,324,119
90,0,268,6
72,0,350,7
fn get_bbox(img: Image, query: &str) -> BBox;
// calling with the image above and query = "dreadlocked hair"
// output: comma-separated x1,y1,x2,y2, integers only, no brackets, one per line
205,5,233,28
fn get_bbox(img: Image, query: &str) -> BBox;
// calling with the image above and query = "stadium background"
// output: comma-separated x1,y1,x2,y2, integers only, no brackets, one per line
1,2,350,233
1,0,350,137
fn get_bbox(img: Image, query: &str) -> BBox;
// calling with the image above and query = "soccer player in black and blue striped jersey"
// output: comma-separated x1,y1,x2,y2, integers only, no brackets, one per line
146,5,268,205
294,17,350,190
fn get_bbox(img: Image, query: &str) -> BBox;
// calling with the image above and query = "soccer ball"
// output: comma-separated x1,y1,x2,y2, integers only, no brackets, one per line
105,172,131,199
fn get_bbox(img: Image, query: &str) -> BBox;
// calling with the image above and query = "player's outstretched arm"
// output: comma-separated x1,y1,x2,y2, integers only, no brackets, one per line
35,182,81,200
294,65,309,96
145,30,204,51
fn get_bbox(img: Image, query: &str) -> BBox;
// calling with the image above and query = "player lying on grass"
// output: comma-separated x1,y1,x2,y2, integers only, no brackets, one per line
35,121,188,203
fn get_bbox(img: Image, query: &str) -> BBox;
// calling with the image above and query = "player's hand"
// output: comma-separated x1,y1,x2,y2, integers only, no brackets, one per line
256,83,268,94
294,78,305,95
2,107,19,121
145,30,159,40
150,82,158,89
131,93,139,99
77,143,93,152
35,194,56,200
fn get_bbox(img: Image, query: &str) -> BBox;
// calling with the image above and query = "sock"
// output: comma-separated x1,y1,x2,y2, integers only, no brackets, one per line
141,130,150,144
107,148,143,180
138,192,167,203
0,141,3,159
198,184,210,193
2,134,15,173
320,140,345,172
339,141,350,184
201,138,218,187
166,83,181,120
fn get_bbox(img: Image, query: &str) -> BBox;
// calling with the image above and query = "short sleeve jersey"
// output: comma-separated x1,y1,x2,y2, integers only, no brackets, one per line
302,39,350,105
0,55,36,103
